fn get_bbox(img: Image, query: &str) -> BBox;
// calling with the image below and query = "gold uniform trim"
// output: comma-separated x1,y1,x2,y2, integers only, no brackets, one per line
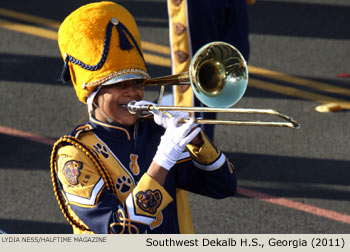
168,0,194,233
133,174,173,218
186,131,221,164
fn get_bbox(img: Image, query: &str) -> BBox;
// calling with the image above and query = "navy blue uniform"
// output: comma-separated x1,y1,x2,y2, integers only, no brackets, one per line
51,117,237,234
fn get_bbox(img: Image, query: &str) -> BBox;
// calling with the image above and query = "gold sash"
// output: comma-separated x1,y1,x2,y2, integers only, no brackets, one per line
168,0,194,234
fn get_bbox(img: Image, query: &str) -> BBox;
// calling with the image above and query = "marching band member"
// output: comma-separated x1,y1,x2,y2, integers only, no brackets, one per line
50,1,237,234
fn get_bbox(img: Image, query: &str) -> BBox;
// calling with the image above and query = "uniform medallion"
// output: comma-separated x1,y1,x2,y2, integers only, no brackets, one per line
135,190,162,214
63,160,83,185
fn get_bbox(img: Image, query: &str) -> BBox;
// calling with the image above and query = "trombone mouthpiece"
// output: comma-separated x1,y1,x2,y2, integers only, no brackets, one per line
126,100,138,114
126,100,154,114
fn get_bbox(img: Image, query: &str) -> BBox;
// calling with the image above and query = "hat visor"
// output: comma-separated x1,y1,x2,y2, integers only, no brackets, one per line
102,72,149,86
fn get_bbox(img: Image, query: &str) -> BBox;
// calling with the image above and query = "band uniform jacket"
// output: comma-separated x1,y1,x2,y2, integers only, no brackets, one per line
51,116,237,234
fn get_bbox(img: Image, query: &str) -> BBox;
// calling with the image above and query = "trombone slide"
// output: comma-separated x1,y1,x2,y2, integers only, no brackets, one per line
127,103,300,129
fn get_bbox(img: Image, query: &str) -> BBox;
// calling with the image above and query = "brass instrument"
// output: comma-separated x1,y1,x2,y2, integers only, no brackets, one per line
129,41,300,129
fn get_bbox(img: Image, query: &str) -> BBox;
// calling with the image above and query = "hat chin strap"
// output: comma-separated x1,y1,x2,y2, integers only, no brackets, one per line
87,86,116,124
90,101,116,124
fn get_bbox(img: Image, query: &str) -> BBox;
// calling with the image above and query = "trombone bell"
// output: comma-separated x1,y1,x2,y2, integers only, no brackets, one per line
143,41,248,108
190,42,248,107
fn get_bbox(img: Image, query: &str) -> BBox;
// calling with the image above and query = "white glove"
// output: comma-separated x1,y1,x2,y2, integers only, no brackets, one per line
133,100,189,128
153,117,201,171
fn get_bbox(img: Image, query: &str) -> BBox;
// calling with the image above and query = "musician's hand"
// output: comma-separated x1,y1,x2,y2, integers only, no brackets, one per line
189,130,204,146
153,117,201,171
133,100,189,128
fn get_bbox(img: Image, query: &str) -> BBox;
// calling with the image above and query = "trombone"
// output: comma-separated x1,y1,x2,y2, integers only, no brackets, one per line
128,42,300,129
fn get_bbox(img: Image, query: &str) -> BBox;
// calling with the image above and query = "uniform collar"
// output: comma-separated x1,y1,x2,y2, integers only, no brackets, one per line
89,116,134,140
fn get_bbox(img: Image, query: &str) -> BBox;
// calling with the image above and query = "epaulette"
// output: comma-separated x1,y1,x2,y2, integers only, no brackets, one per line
50,124,116,233
69,123,94,139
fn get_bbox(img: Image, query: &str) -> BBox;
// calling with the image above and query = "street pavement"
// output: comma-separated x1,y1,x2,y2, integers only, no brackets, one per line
0,0,349,234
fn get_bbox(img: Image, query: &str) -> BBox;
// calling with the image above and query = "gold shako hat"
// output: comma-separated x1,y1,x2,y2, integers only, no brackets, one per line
58,1,149,103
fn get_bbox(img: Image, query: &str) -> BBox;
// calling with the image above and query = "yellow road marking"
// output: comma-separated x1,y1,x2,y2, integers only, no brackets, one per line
0,7,60,29
144,53,171,67
141,41,170,56
0,18,57,40
249,65,350,96
0,7,171,56
0,18,172,67
249,78,350,109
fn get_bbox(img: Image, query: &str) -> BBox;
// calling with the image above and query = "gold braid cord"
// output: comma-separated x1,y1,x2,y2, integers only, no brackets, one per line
109,209,140,234
50,135,117,232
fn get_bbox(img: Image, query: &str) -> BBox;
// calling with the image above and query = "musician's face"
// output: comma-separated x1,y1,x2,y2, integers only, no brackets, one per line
94,80,144,126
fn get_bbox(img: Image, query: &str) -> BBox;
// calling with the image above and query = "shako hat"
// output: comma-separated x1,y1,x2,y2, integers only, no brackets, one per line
58,1,149,103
